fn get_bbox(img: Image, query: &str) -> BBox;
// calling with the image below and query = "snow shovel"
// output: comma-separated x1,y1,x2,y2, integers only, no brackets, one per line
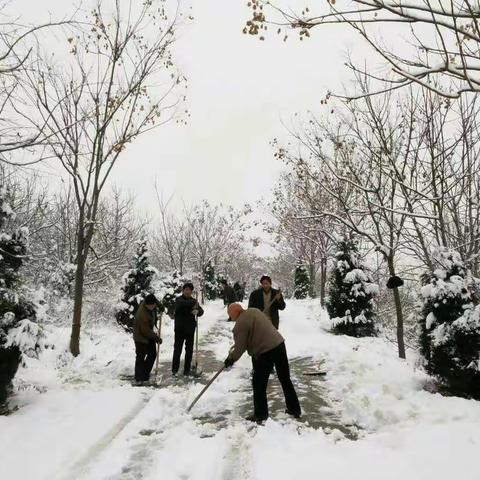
186,346,234,413
155,312,163,381
191,294,202,377
186,365,225,413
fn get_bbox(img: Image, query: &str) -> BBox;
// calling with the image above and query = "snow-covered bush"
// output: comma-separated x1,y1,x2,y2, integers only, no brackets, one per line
417,248,480,399
294,264,310,299
0,187,42,407
326,236,378,337
156,271,189,319
204,261,217,300
50,262,76,297
115,239,159,332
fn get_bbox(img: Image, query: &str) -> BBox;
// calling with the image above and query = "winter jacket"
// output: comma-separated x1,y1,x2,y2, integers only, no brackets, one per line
233,282,244,301
222,285,236,305
248,288,286,329
228,308,284,362
174,295,204,335
133,302,158,344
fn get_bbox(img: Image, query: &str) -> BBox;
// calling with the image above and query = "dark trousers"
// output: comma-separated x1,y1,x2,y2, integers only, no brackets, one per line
135,340,157,382
252,342,301,420
172,330,195,374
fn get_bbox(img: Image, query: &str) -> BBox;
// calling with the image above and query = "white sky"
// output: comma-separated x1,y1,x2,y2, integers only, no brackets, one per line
11,0,368,216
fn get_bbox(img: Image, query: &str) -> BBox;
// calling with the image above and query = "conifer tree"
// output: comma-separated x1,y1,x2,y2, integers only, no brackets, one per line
0,187,41,407
418,248,480,399
204,261,217,300
326,236,378,337
116,239,158,332
157,271,186,318
294,264,310,299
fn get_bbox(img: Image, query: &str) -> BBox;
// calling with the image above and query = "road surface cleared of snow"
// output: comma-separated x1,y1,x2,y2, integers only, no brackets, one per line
1,299,479,480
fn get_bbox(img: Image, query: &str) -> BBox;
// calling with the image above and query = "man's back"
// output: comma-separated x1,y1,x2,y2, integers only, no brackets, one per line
174,295,203,334
133,302,155,344
230,308,284,361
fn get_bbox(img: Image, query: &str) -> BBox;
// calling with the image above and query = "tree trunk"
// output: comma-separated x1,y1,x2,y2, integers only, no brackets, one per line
320,257,327,307
70,251,86,357
387,255,406,359
308,262,316,298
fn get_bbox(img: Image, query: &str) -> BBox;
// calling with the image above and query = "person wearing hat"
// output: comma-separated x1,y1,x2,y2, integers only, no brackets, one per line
248,275,285,329
224,303,301,423
133,294,163,383
172,282,204,376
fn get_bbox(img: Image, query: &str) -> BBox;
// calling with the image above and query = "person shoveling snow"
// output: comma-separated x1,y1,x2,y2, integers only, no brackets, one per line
223,303,301,424
133,294,163,385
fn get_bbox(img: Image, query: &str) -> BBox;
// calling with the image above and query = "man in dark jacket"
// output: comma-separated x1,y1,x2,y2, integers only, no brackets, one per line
221,279,237,321
224,303,301,423
248,275,286,329
172,282,204,376
233,281,243,301
133,294,163,383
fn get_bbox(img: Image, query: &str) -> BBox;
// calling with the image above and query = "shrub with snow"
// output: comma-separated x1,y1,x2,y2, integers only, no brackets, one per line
294,264,310,299
204,261,217,300
326,236,378,337
50,262,76,297
155,270,189,319
417,248,480,399
115,239,159,332
0,187,42,407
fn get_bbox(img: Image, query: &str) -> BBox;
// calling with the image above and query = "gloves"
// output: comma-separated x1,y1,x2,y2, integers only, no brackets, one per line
224,357,234,368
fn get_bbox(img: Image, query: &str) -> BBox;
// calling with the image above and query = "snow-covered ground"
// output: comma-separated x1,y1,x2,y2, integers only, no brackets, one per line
1,299,479,480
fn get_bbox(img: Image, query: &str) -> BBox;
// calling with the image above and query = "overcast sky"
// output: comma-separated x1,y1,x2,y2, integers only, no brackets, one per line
12,0,366,215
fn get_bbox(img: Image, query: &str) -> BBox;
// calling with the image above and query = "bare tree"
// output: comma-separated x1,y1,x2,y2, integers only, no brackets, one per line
19,0,186,355
87,187,148,287
277,89,417,358
382,88,480,273
276,75,480,356
185,201,252,302
244,0,480,98
152,189,191,275
0,7,77,162
268,170,334,303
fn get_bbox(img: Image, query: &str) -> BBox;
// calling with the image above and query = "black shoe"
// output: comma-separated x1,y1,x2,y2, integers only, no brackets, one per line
133,380,148,387
285,409,301,419
246,414,267,424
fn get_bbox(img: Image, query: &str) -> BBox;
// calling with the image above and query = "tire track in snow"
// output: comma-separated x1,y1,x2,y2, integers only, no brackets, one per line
63,304,232,480
55,392,155,480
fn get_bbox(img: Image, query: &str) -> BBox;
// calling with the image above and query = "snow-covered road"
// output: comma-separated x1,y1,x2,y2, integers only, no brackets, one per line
1,300,480,480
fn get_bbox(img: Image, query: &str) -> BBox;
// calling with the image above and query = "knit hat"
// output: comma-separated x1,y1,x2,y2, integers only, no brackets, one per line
145,294,157,305
227,303,244,321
